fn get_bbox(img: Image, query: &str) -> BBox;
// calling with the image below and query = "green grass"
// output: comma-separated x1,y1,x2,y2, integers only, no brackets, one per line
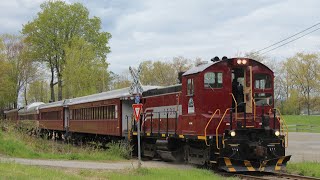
103,168,228,180
282,115,320,132
0,122,129,161
0,162,231,180
287,162,320,178
0,162,81,180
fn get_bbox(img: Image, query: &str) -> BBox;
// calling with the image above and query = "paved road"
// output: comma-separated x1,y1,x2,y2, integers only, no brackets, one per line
0,132,318,169
0,156,192,170
287,132,320,162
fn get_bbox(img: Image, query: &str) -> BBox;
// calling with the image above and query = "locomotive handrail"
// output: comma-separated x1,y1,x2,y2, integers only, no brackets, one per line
216,108,232,150
229,93,238,121
250,93,256,122
274,108,289,148
204,109,221,146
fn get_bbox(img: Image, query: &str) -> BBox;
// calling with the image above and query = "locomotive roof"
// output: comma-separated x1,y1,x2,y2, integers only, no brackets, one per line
39,100,70,109
143,84,182,97
183,58,272,76
183,61,219,76
19,102,45,115
4,108,19,114
68,85,160,105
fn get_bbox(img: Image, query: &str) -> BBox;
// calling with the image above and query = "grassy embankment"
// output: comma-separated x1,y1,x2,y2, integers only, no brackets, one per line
282,115,320,132
0,162,230,180
0,121,130,161
1,161,319,180
287,162,320,178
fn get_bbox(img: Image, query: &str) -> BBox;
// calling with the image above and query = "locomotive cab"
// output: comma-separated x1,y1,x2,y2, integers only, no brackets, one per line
180,57,290,172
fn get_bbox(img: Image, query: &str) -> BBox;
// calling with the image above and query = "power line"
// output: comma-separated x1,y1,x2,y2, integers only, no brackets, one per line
255,22,320,53
260,26,320,55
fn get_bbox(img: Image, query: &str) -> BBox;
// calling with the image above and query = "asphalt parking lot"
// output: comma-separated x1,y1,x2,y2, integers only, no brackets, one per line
287,132,320,162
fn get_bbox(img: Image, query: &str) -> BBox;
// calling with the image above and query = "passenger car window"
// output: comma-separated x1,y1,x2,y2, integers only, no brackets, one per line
204,72,223,88
254,74,271,89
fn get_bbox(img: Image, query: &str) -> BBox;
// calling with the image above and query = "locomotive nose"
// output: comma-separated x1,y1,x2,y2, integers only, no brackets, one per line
253,145,267,157
218,155,291,172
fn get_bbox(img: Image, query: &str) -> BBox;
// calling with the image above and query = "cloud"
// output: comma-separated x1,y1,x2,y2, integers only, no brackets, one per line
0,0,44,34
1,0,319,73
103,0,320,72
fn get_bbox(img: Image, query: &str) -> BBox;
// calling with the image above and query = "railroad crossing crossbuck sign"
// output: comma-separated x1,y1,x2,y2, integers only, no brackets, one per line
129,64,143,95
132,104,143,122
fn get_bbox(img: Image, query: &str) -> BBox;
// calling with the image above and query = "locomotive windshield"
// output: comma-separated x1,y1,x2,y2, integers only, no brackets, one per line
254,74,271,89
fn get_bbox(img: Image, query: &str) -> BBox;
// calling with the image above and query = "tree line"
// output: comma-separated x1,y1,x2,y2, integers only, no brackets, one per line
0,1,319,116
0,1,111,112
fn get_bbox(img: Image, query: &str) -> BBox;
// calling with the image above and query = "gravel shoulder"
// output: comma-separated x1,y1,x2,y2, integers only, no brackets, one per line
0,156,192,170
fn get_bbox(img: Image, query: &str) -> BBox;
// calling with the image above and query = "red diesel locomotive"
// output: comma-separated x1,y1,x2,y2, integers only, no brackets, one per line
4,57,290,172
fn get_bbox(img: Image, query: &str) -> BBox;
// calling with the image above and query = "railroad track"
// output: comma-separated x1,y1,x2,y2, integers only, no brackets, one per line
219,172,320,180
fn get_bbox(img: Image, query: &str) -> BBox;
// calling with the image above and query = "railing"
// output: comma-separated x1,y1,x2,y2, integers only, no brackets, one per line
204,109,221,146
216,108,232,149
287,124,320,132
230,93,238,121
128,111,179,138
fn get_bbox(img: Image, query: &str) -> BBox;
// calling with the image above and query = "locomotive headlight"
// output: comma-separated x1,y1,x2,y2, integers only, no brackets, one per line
237,59,242,64
230,130,236,137
241,59,247,64
275,130,280,136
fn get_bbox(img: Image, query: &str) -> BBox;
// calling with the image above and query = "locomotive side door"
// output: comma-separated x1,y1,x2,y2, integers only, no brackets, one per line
231,68,245,112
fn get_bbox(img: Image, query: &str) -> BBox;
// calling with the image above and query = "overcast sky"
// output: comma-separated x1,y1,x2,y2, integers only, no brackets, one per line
1,0,319,73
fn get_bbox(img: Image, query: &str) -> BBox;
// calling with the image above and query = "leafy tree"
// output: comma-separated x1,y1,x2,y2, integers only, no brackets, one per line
1,34,24,108
284,53,320,115
138,57,194,86
22,1,111,101
139,60,177,86
63,38,109,98
27,80,50,103
281,89,301,115
109,71,132,90
172,56,193,74
0,56,16,110
0,34,38,108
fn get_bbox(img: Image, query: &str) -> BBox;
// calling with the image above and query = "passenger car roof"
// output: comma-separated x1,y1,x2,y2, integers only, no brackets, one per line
68,86,160,105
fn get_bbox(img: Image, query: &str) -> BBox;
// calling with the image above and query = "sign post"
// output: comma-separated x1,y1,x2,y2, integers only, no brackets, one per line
132,103,143,168
129,65,144,169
